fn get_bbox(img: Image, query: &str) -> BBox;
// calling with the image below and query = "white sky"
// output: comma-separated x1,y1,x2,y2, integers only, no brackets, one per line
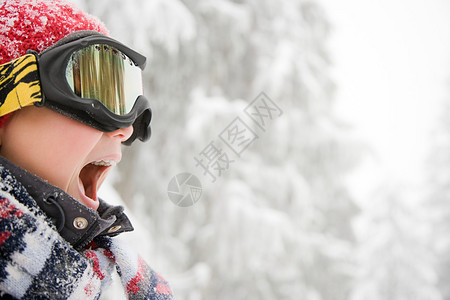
319,0,450,197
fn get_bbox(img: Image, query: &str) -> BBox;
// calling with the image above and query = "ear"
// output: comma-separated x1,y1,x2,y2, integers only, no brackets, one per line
0,114,13,146
0,127,4,147
0,121,5,147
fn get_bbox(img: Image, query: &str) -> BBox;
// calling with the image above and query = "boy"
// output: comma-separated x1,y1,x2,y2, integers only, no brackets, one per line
0,0,172,299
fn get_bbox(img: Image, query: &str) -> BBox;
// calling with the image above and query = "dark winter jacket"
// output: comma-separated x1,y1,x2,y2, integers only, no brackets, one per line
0,156,173,299
0,156,134,249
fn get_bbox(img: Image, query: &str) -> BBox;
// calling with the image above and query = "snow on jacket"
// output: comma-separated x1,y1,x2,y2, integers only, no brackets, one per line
0,156,173,299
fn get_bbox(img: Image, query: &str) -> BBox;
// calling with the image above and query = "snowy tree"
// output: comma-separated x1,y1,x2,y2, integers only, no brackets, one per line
350,182,440,300
73,0,362,299
425,94,450,300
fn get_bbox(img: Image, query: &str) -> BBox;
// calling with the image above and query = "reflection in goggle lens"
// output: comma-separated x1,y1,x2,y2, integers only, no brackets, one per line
66,44,143,115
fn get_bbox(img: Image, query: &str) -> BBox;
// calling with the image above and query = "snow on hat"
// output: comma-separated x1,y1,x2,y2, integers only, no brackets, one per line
0,0,108,65
0,0,108,126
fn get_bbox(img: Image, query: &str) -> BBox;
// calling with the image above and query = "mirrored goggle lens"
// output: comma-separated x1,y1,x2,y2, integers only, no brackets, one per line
65,44,143,115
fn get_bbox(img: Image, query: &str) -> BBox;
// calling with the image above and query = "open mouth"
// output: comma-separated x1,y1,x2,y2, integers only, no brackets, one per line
78,159,116,207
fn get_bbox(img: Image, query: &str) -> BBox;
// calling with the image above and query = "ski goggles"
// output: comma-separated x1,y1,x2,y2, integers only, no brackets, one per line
0,33,151,145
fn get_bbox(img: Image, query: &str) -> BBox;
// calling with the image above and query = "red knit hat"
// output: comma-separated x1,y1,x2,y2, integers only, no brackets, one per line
0,0,108,65
0,0,109,126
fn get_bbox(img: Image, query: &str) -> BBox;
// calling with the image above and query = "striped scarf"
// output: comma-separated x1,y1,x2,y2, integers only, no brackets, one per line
0,166,173,299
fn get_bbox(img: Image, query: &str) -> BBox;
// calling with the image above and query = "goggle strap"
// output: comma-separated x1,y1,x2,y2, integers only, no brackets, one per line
0,54,42,117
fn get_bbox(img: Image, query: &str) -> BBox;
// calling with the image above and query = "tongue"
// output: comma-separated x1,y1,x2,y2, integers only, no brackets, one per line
79,164,101,201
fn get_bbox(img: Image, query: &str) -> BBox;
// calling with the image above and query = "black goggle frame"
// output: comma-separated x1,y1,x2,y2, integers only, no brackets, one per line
33,33,151,145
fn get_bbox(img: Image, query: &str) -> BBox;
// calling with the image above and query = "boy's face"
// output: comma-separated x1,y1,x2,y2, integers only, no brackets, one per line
0,106,133,210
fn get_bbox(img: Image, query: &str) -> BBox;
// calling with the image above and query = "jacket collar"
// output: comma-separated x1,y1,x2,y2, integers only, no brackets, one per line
0,156,134,249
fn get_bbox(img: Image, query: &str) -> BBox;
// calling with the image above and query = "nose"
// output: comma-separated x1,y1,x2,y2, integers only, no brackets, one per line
105,125,134,142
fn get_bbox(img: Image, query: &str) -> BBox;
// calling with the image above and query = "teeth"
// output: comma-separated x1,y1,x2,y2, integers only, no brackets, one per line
91,159,117,167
